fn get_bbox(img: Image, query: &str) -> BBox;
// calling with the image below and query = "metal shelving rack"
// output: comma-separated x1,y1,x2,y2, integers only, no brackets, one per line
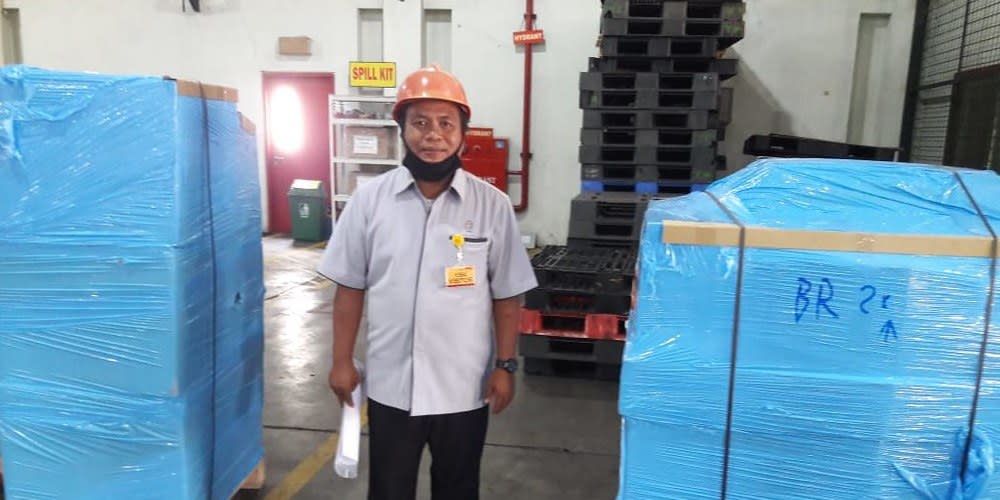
328,94,404,217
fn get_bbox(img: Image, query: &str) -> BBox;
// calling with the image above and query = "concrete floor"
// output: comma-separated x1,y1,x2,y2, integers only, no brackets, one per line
257,235,622,499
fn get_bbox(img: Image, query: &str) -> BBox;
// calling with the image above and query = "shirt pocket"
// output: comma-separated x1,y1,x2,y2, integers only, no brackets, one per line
462,235,489,252
461,235,490,274
447,234,488,296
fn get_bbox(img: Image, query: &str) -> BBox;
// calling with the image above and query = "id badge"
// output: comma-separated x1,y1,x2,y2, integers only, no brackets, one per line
445,265,476,287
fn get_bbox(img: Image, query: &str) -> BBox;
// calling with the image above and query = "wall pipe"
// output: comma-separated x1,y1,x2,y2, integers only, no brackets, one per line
510,0,534,212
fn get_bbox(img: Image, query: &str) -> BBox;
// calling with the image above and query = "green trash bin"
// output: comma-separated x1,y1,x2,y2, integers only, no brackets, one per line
287,179,329,242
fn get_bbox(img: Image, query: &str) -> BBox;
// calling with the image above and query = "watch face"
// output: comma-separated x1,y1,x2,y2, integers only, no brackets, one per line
498,359,518,372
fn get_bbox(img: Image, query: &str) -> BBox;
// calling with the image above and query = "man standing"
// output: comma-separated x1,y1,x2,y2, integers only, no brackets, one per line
318,65,537,500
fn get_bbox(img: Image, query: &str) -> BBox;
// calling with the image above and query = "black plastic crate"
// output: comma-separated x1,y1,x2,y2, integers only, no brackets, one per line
579,144,717,166
580,89,719,111
589,57,738,78
581,128,719,147
580,71,720,92
600,36,718,58
582,109,717,130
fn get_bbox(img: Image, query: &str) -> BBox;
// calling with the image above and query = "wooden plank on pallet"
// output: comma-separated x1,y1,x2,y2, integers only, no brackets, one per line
237,459,267,493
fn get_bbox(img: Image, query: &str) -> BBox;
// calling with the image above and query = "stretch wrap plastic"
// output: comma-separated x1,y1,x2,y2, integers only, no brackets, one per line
0,66,264,499
620,158,1000,499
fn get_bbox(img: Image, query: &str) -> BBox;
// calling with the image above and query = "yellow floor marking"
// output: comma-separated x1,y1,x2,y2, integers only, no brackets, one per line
262,405,368,499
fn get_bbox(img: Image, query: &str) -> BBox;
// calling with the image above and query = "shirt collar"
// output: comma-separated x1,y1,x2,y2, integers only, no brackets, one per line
392,166,467,200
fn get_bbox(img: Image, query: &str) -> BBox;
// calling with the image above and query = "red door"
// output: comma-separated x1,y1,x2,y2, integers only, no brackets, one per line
262,72,334,234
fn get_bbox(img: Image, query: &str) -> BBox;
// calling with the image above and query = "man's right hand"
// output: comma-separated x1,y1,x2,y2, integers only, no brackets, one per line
329,361,360,407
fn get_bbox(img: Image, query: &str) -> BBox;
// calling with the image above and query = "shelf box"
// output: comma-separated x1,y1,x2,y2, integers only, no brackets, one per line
344,125,396,160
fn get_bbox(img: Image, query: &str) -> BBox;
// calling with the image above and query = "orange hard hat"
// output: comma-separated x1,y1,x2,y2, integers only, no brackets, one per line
393,65,471,121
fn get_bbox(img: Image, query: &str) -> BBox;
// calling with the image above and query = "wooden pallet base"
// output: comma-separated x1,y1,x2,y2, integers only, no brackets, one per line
233,459,267,496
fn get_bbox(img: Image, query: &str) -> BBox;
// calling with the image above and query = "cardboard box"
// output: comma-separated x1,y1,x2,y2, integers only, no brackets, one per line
278,36,312,56
344,125,396,160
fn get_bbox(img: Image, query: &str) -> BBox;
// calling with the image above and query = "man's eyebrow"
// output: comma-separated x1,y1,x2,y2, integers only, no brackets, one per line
412,112,454,118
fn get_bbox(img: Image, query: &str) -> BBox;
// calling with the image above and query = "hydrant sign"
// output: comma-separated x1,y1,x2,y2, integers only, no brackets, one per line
349,62,396,88
513,29,545,46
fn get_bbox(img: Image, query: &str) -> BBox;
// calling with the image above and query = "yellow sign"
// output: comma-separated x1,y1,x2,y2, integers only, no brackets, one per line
349,62,397,88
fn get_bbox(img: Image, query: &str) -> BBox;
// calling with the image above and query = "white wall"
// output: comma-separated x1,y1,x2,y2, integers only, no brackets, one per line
722,0,916,170
450,0,602,245
5,0,915,246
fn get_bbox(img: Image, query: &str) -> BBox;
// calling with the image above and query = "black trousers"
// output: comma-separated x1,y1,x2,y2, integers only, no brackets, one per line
367,398,489,500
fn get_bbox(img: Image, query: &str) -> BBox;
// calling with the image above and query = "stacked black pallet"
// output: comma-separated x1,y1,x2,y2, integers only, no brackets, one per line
519,246,636,381
566,191,656,250
520,1,747,381
579,0,744,197
744,133,901,161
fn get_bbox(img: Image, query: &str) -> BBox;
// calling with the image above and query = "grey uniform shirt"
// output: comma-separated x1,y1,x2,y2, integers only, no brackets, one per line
317,167,538,416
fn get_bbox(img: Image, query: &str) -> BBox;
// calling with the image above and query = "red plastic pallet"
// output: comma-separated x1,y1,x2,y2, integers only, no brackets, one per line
519,307,627,340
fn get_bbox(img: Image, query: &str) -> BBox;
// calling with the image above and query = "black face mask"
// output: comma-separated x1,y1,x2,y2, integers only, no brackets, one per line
402,145,463,182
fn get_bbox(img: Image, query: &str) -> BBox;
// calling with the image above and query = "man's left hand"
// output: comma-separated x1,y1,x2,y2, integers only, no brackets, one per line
485,369,515,414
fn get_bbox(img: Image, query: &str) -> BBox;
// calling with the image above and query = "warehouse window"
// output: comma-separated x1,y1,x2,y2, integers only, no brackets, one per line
2,8,22,65
944,65,1000,171
357,9,383,96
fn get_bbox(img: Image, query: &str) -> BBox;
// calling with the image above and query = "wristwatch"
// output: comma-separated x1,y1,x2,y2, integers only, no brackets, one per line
495,358,518,373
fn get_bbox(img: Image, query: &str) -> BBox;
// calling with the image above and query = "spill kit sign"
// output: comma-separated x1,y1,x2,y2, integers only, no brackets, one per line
349,62,396,88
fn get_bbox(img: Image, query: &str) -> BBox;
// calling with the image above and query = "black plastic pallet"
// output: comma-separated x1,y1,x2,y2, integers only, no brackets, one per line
743,134,900,161
581,128,719,147
589,57,738,78
523,356,622,381
715,153,728,171
570,191,657,223
582,109,717,130
579,179,709,195
579,144,717,166
567,237,638,250
568,192,649,243
601,16,745,38
600,36,719,58
530,245,636,295
581,163,718,183
568,192,651,243
719,86,733,125
525,288,632,315
602,0,746,22
580,89,719,111
569,218,643,241
520,333,625,365
580,71,719,92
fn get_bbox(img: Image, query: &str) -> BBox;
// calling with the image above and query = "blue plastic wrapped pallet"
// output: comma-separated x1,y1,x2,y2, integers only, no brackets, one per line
621,158,1000,499
0,66,264,499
